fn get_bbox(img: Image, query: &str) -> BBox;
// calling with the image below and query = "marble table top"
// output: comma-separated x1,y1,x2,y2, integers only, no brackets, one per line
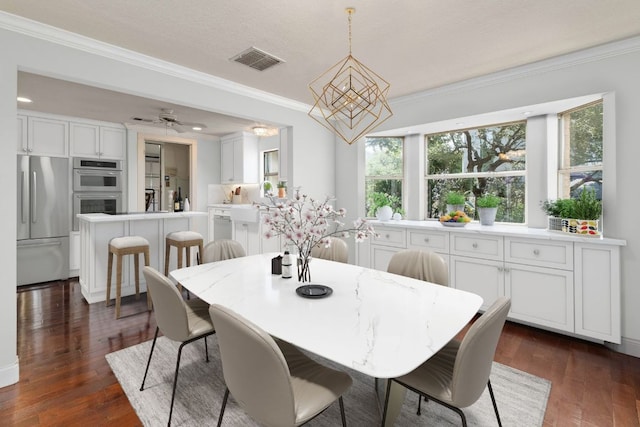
170,253,482,378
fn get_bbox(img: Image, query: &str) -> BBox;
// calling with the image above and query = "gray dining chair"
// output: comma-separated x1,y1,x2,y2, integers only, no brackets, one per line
387,249,449,286
209,304,353,427
310,237,349,263
381,297,511,427
202,239,246,264
140,266,216,427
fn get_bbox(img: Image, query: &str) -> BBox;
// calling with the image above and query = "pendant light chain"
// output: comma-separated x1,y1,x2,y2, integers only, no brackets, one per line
348,8,353,55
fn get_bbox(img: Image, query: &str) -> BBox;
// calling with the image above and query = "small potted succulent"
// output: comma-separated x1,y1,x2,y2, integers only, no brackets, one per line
476,194,501,226
540,198,574,231
277,181,287,199
445,191,466,214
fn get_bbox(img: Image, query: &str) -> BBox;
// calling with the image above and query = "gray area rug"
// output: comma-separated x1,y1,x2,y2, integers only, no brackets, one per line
106,336,550,426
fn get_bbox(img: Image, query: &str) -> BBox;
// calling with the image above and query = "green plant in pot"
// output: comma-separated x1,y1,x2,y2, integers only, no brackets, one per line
572,187,601,220
541,198,575,230
445,191,466,213
367,192,402,220
476,194,501,226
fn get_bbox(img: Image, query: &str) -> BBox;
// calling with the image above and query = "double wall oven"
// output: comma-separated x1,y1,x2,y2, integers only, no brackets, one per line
72,158,123,230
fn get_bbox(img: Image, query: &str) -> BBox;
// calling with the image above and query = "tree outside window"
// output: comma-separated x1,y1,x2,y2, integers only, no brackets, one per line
365,137,403,217
559,101,603,200
425,122,526,223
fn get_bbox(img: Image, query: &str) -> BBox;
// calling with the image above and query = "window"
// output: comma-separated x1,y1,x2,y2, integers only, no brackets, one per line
425,121,526,223
262,149,279,193
365,137,403,216
559,101,603,200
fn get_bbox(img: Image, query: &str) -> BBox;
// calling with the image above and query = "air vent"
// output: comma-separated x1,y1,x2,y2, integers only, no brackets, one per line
231,47,284,71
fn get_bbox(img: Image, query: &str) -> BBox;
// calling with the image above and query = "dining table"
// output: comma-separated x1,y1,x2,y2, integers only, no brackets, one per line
170,253,483,426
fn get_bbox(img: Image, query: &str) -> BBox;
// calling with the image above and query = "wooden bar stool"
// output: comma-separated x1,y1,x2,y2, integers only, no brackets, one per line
106,236,151,319
164,231,204,291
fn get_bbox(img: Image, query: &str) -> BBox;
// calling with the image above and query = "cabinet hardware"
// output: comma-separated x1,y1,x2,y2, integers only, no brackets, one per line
424,238,429,243
472,243,478,249
533,249,540,255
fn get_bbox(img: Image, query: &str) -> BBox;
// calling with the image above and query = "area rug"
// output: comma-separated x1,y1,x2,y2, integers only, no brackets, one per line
106,336,550,426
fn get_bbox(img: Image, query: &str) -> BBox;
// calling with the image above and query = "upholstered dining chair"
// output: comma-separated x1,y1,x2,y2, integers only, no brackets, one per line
202,239,246,264
140,266,216,427
387,249,449,286
209,304,353,427
310,236,349,263
381,297,511,427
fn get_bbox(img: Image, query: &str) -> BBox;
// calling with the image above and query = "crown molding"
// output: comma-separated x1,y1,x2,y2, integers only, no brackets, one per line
390,35,640,106
0,11,311,114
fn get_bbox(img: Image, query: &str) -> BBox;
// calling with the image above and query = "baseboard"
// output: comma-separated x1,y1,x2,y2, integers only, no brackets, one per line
606,337,640,358
0,356,19,388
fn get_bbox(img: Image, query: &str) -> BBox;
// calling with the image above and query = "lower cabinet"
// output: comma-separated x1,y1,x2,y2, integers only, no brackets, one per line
233,221,260,256
357,224,623,344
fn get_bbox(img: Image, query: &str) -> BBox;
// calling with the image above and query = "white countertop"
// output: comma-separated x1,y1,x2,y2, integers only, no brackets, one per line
370,219,627,246
78,211,207,223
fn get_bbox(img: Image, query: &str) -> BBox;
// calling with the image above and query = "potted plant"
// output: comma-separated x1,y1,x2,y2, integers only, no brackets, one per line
563,187,601,236
367,192,401,221
476,194,501,226
540,198,574,231
277,181,287,198
445,191,466,213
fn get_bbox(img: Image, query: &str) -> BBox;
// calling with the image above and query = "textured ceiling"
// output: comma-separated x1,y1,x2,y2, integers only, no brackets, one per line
3,0,640,135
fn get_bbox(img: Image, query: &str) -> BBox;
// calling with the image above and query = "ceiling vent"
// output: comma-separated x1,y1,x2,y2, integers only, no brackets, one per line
231,47,284,71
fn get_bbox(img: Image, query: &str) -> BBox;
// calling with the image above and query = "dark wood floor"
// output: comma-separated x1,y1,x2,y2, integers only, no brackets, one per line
0,279,638,426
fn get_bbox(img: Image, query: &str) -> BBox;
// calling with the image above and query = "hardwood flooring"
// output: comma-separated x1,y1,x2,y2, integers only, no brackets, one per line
0,279,638,426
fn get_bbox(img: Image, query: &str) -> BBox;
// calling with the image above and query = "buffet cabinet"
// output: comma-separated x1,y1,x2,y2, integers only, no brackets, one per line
356,223,623,344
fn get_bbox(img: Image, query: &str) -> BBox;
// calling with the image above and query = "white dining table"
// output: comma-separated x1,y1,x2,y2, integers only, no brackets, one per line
170,253,482,426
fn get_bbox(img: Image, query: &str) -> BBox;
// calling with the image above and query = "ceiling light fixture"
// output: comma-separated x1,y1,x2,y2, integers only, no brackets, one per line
17,96,32,103
308,7,392,145
252,126,279,137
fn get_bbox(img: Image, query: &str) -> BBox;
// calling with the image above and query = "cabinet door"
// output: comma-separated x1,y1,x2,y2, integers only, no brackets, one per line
221,139,235,183
100,127,126,160
70,122,100,158
574,243,621,343
450,256,503,310
371,245,402,272
17,115,28,153
70,231,81,271
506,263,574,332
28,116,69,157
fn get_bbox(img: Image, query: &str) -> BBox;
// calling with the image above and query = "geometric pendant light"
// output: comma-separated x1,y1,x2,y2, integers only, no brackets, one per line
308,8,392,145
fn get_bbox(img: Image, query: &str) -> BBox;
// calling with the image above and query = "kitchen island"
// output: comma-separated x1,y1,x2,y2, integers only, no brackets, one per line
78,211,207,304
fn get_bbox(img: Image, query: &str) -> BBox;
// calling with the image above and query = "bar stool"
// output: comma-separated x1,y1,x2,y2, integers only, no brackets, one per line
106,236,151,319
164,231,204,290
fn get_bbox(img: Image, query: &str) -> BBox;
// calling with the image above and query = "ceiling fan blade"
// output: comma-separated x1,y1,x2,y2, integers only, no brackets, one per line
176,120,207,129
131,116,156,123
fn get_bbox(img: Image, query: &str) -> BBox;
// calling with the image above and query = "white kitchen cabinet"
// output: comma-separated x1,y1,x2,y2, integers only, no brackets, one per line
22,116,69,157
367,225,406,271
70,231,81,274
70,122,126,159
220,132,258,184
451,256,504,310
233,220,260,256
16,115,27,153
574,243,621,343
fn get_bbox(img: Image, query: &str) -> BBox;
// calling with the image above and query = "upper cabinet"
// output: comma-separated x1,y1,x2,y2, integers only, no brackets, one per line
70,123,126,160
18,115,69,157
220,132,258,184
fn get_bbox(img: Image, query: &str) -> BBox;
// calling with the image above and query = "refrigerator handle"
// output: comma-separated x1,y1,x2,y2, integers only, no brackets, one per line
21,171,28,224
31,171,37,224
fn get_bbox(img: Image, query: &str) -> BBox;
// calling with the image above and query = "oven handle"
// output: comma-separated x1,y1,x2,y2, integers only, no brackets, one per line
74,193,121,199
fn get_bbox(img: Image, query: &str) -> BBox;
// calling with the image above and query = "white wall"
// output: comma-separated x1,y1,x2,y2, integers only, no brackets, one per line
338,38,640,356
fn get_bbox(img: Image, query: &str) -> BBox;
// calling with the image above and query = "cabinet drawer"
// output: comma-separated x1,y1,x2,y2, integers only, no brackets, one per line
407,229,448,252
373,227,406,248
505,238,573,270
450,234,503,261
212,208,231,217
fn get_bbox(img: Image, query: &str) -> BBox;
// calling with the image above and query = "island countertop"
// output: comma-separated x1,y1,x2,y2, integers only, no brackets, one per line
78,211,207,223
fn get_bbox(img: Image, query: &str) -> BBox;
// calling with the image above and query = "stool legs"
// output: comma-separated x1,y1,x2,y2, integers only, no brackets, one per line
144,248,152,311
115,253,123,319
134,253,141,300
107,244,151,319
106,251,114,306
164,241,171,276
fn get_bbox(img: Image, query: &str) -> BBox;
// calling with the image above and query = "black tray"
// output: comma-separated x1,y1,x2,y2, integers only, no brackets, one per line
296,284,333,299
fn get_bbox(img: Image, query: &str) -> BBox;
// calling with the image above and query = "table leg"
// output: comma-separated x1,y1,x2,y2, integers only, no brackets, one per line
382,380,407,426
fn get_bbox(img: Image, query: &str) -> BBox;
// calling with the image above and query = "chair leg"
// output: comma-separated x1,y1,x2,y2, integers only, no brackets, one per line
140,327,159,391
487,380,503,427
417,393,422,415
217,387,230,427
339,396,347,427
204,335,210,362
167,341,188,426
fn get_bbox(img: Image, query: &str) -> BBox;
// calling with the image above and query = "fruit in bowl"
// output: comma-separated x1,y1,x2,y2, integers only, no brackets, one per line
439,210,471,224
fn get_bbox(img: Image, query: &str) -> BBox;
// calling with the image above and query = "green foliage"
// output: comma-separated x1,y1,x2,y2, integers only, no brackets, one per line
367,192,403,217
476,194,501,208
445,191,465,205
277,181,287,188
540,199,574,218
572,187,601,220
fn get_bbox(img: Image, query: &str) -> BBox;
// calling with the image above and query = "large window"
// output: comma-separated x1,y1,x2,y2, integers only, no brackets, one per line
262,149,279,192
425,121,527,223
365,137,403,216
559,101,603,200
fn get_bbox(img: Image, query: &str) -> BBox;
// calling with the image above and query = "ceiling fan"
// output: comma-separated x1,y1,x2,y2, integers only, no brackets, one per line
130,108,206,133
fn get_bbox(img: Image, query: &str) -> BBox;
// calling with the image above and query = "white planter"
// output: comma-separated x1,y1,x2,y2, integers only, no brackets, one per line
446,204,465,213
478,207,498,226
375,205,393,221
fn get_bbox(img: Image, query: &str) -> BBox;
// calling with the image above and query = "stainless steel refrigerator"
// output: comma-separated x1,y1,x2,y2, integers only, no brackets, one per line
17,156,70,286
